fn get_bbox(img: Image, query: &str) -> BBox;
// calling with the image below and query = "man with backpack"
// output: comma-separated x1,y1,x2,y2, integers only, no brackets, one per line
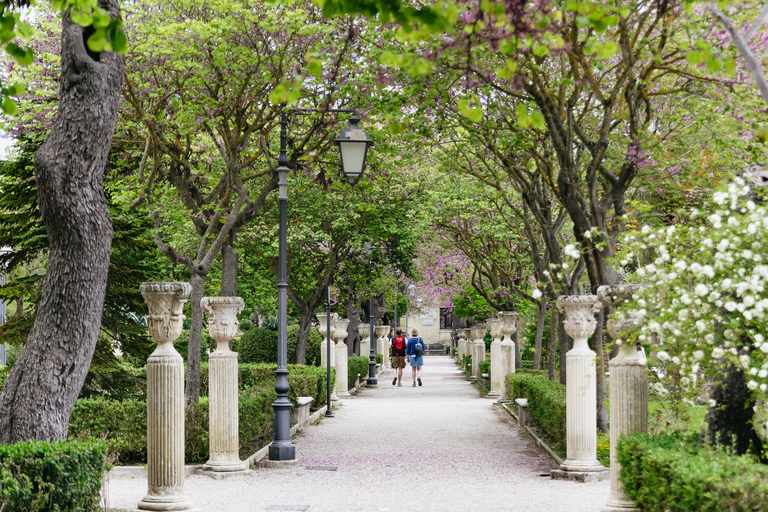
390,328,408,386
406,328,425,387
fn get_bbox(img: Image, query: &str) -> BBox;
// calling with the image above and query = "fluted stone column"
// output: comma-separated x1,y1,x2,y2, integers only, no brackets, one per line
359,324,371,359
470,325,486,379
138,282,199,512
318,313,338,401
201,296,248,475
381,327,392,369
552,295,607,481
488,318,503,399
498,312,518,403
375,325,389,369
334,318,351,399
457,328,469,363
597,286,647,511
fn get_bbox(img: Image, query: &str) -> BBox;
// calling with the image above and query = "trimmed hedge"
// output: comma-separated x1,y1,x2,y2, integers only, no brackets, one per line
515,369,548,377
479,360,490,376
347,356,369,388
237,325,322,365
0,439,107,512
69,363,336,465
506,373,566,456
618,433,768,512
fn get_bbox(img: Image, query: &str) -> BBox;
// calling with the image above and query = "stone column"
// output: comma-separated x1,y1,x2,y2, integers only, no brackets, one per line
488,318,503,399
470,325,486,379
334,318,351,399
359,324,371,359
318,313,338,401
201,296,248,474
552,295,607,481
597,286,647,512
381,327,392,369
497,312,518,403
138,282,199,512
457,328,468,363
375,325,389,368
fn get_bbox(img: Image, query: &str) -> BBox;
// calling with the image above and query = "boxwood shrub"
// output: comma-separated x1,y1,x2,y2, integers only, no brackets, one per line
479,360,491,376
347,356,369,388
0,439,107,512
237,325,322,365
506,373,566,457
618,432,768,512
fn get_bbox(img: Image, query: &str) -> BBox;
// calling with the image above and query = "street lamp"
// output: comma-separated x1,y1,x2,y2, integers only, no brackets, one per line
269,108,373,464
0,246,11,367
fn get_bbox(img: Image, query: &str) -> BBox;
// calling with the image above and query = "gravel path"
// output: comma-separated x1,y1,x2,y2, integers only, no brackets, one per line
105,356,609,512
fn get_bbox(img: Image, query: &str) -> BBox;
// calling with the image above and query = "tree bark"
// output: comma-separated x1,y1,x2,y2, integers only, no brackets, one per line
14,296,22,320
220,231,238,296
0,1,124,444
593,308,609,434
185,272,205,405
344,299,360,356
513,330,521,370
548,307,557,381
533,297,546,370
296,307,314,365
559,316,570,385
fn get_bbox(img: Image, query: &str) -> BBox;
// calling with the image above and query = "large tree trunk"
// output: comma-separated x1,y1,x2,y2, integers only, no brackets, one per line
559,317,570,385
533,298,546,370
295,307,314,365
593,309,609,434
0,2,124,444
220,231,238,296
548,307,557,381
14,296,22,320
513,330,521,370
186,271,206,404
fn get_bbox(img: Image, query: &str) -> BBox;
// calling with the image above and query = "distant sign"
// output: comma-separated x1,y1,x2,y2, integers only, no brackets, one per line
422,319,434,326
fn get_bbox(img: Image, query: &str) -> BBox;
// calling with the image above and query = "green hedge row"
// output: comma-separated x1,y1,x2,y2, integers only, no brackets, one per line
236,325,322,366
347,356,369,389
0,439,106,512
506,373,566,457
69,363,336,465
618,433,768,512
479,360,490,376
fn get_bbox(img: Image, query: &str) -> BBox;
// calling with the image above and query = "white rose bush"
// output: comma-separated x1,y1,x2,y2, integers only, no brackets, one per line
614,178,768,405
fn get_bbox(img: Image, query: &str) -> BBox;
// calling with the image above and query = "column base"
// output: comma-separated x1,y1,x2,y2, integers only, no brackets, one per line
263,458,300,470
201,459,249,473
494,398,512,405
197,467,254,480
486,391,501,399
601,496,639,512
331,392,340,401
138,493,200,511
337,391,352,399
550,468,610,483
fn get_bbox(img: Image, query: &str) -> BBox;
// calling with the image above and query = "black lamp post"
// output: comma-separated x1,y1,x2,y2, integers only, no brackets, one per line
269,108,373,463
324,286,334,418
367,294,377,386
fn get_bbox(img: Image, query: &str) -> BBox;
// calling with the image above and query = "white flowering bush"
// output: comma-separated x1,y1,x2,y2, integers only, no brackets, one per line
616,178,768,403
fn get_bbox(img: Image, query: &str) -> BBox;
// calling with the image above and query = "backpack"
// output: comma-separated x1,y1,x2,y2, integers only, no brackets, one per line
393,335,406,351
414,338,425,356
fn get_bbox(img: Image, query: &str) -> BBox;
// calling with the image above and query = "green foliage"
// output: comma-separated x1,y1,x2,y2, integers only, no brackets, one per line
173,330,210,364
506,373,566,457
347,356,369,388
618,433,768,512
478,359,490,376
464,354,472,375
237,325,322,365
239,319,254,331
68,398,147,464
597,431,610,468
0,439,107,512
0,365,8,391
375,353,383,365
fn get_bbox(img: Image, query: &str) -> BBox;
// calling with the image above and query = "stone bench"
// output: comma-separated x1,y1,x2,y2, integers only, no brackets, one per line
515,398,529,427
290,397,313,430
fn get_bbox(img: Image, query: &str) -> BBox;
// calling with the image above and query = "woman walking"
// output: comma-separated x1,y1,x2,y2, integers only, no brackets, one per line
406,328,425,387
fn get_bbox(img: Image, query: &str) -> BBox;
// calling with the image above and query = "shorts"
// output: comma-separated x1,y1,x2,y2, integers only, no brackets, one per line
391,356,407,369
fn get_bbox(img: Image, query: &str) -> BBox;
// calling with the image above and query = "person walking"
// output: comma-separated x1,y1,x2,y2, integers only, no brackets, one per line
406,328,425,387
390,328,408,386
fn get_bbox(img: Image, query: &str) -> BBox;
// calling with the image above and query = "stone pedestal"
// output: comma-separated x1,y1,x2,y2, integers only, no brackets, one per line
201,296,249,474
458,328,469,363
333,318,351,399
359,324,370,359
375,325,389,368
381,327,392,369
317,313,338,401
552,295,607,479
488,319,503,399
497,312,518,403
597,286,647,512
470,325,486,379
138,282,200,512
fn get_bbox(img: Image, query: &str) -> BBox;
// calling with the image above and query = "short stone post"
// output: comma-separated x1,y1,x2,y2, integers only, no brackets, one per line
334,318,351,399
375,325,389,368
318,312,338,401
488,318,503,399
597,286,648,512
497,312,518,403
551,295,608,481
359,324,371,359
138,282,199,512
201,296,249,475
470,325,486,379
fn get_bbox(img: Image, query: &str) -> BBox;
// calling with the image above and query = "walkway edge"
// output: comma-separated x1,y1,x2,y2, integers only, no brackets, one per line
500,403,564,466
